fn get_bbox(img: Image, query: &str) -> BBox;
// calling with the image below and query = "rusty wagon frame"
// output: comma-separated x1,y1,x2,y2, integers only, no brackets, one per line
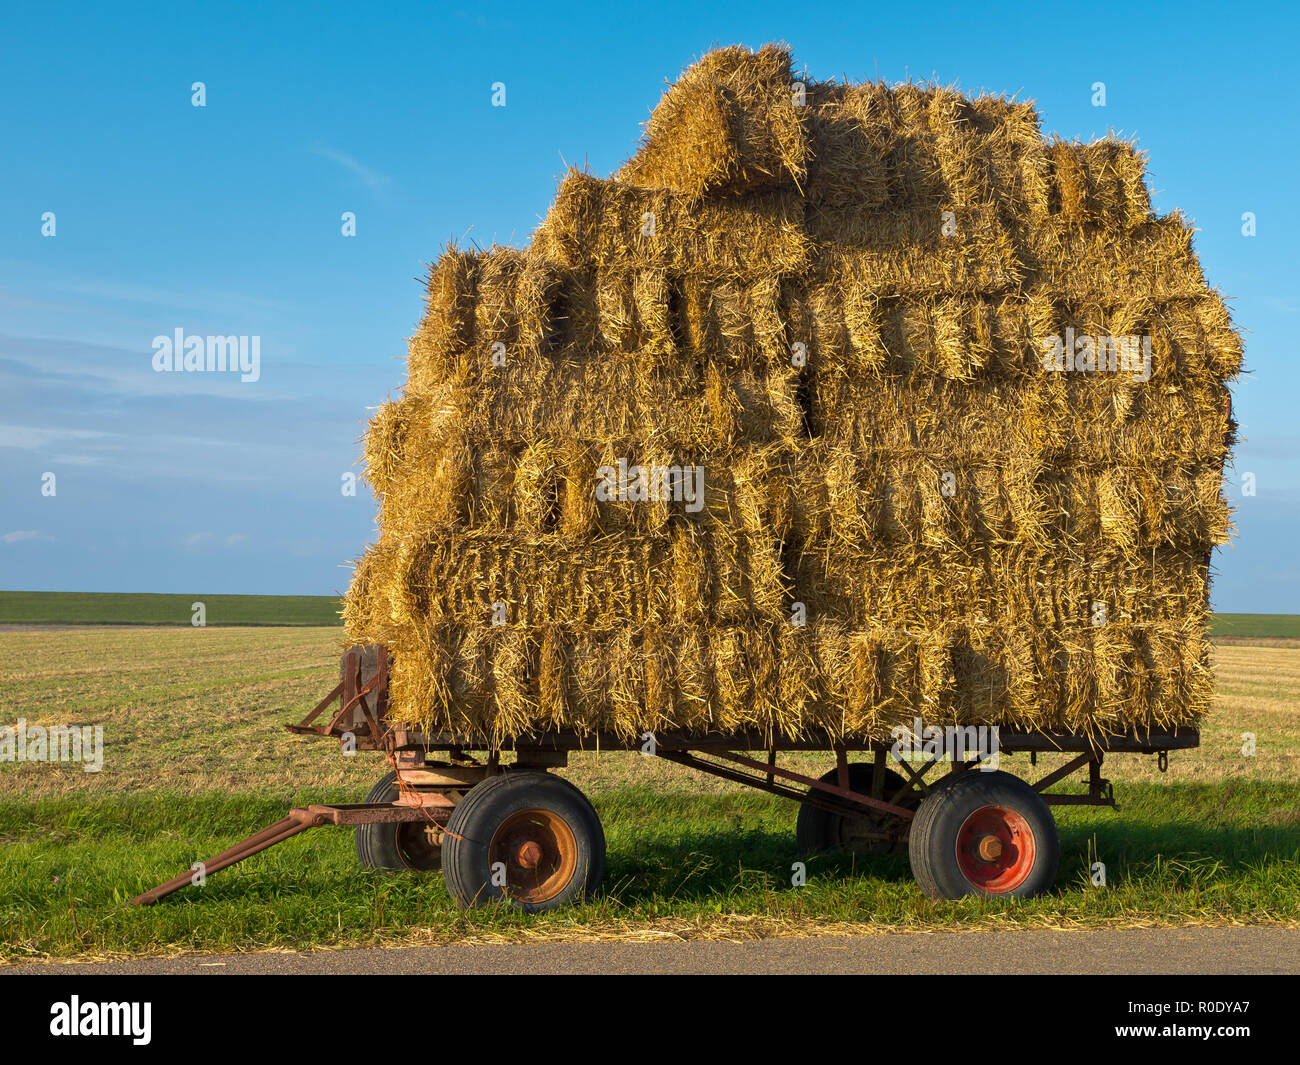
132,644,1197,909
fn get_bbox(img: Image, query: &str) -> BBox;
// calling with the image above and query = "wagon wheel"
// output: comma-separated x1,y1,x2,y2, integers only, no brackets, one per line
355,770,443,872
796,762,929,857
441,770,605,913
908,770,1060,900
394,820,444,870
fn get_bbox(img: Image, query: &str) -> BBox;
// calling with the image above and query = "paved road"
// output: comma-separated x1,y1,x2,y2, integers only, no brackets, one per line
5,927,1298,975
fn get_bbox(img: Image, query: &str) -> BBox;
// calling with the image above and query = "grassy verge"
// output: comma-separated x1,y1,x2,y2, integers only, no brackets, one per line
3,779,1298,960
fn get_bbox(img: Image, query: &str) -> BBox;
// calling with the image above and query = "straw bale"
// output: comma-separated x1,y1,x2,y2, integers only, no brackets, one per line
1023,213,1206,300
1045,139,1152,229
806,373,1233,464
807,203,1022,296
618,43,809,200
533,170,809,276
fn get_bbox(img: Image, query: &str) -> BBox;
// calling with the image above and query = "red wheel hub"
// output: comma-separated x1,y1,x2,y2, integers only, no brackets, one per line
955,804,1036,893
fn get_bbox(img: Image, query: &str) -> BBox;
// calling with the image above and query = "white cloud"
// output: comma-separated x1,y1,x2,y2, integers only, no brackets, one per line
310,144,392,194
2,530,53,544
47,276,285,316
0,424,109,451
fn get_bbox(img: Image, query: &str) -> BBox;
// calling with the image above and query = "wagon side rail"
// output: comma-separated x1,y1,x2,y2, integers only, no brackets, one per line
283,645,1200,760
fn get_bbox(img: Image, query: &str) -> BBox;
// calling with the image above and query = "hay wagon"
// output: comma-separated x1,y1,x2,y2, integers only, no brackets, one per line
132,645,1195,909
131,45,1231,915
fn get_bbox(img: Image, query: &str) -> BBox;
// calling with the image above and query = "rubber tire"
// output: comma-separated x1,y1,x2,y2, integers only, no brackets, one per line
908,770,1059,900
442,771,605,913
795,763,924,856
354,771,442,872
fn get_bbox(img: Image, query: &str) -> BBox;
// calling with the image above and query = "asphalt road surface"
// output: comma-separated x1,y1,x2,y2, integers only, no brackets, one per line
5,927,1298,975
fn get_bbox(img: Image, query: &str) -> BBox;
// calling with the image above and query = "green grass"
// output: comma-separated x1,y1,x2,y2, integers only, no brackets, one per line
0,591,342,627
3,780,1298,959
1211,613,1300,639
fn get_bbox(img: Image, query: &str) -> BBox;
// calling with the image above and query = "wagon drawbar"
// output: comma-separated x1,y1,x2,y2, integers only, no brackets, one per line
130,645,1197,909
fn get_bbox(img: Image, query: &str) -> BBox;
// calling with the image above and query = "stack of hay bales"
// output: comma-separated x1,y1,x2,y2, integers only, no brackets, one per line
344,44,1241,747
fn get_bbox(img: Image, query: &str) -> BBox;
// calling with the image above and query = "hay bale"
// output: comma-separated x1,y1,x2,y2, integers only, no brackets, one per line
806,373,1232,465
801,81,890,209
1046,138,1152,229
807,203,1023,296
406,248,478,393
533,170,809,276
801,82,1048,215
618,43,809,201
1024,213,1206,300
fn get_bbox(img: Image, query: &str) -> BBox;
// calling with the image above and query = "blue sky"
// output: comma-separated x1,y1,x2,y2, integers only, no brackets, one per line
0,1,1294,609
